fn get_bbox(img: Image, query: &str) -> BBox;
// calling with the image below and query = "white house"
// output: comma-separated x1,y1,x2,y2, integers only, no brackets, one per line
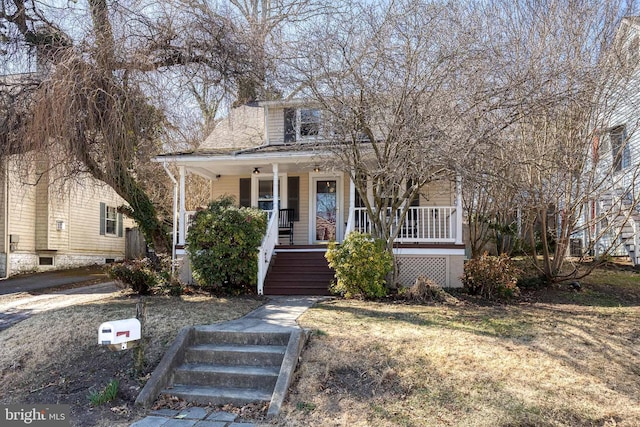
156,100,465,295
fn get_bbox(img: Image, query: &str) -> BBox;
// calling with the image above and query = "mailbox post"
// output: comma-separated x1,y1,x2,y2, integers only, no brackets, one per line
98,318,141,351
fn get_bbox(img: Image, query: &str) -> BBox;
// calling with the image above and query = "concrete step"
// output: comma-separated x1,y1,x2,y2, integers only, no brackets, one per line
185,344,286,366
193,329,290,346
174,363,280,388
162,384,272,406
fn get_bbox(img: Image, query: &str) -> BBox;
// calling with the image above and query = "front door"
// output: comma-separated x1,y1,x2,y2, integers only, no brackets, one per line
313,178,339,243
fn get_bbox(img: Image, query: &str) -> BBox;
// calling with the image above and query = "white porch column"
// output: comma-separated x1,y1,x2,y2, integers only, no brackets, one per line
162,162,179,275
349,172,355,213
455,174,463,245
178,166,186,246
272,163,279,213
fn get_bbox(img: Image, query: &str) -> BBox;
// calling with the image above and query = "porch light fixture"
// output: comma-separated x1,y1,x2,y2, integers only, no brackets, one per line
313,165,320,172
253,167,260,174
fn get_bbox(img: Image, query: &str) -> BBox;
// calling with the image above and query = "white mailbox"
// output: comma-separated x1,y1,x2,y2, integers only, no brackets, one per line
98,318,141,350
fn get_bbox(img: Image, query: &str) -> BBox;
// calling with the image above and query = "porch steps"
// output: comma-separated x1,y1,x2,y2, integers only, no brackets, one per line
600,194,640,265
160,330,289,406
264,249,334,295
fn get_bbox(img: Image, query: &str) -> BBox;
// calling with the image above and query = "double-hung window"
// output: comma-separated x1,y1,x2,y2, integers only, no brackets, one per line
105,206,117,235
100,202,123,237
284,108,322,142
258,179,281,211
610,125,631,172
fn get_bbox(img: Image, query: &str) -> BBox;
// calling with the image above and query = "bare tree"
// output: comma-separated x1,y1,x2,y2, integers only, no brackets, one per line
0,0,251,252
290,1,465,260
459,0,640,282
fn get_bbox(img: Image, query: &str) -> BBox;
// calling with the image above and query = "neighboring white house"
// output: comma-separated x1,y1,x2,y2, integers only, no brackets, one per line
0,155,133,278
572,16,640,263
156,100,465,295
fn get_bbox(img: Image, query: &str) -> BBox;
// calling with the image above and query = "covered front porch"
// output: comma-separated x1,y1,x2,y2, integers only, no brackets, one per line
159,148,465,294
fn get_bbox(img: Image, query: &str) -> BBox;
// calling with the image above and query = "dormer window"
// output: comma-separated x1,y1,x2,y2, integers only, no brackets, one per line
300,109,321,137
284,108,322,142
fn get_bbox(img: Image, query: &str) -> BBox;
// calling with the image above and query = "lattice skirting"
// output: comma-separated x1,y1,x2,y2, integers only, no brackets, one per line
396,256,448,287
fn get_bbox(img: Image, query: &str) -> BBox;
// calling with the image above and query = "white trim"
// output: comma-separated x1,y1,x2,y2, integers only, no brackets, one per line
455,175,463,244
178,166,186,245
393,248,465,256
153,151,324,164
162,162,178,276
309,172,344,244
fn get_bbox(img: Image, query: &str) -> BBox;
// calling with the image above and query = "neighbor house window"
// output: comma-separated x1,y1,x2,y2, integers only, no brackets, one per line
284,108,322,142
105,206,117,235
100,202,123,237
610,125,630,172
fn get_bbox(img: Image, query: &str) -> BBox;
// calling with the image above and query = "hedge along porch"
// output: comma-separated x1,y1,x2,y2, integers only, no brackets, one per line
156,146,465,295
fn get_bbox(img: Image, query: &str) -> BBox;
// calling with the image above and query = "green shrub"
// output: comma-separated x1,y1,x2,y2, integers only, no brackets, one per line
186,196,267,294
325,231,393,298
462,253,521,300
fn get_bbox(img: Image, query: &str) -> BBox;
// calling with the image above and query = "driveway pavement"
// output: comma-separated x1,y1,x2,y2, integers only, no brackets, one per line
0,266,118,331
0,265,109,295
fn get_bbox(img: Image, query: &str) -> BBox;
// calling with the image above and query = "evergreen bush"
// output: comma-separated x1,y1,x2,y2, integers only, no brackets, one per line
186,196,267,294
325,231,393,298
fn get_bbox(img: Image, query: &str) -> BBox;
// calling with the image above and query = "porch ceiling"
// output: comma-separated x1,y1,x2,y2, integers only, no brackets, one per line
155,150,332,178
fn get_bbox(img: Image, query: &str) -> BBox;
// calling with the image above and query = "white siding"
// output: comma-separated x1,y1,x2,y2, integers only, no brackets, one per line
211,175,241,200
422,179,454,206
67,178,128,255
2,157,130,275
267,107,285,145
7,162,38,255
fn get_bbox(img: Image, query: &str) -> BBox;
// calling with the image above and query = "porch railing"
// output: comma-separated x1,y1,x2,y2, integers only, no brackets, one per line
257,209,279,295
350,206,458,243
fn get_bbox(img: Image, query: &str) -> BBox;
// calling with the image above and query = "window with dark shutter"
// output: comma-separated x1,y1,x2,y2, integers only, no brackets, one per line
287,176,300,221
99,202,106,235
117,212,124,237
284,108,296,143
239,178,251,207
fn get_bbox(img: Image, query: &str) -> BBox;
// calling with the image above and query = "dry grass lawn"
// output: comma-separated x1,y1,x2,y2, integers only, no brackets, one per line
0,291,264,426
2,267,640,427
275,269,640,427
